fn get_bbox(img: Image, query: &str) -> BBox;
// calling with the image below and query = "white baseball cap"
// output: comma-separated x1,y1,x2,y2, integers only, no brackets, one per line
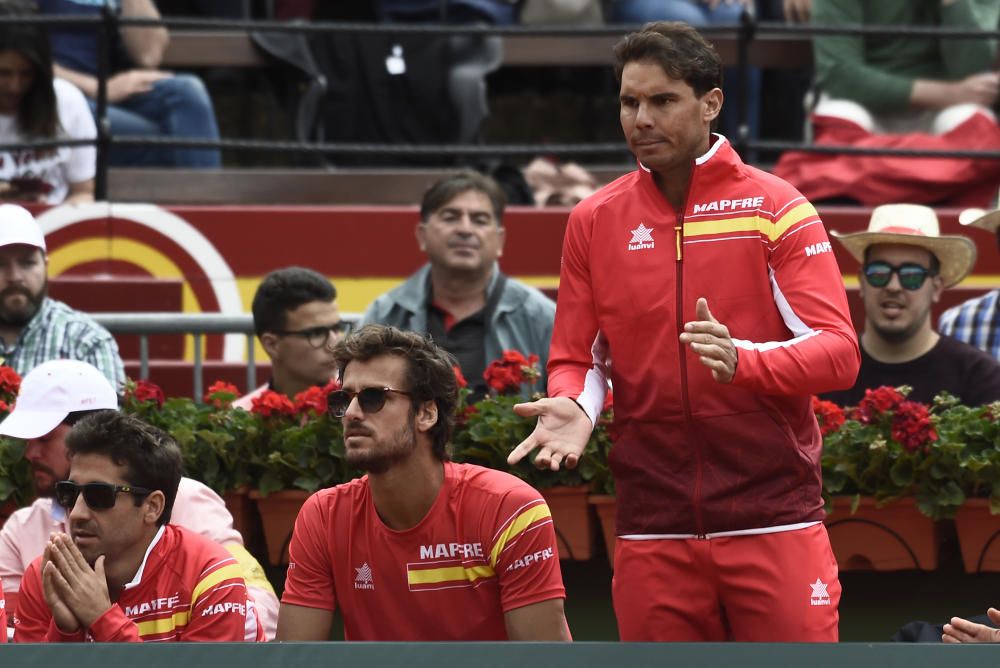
0,204,45,251
0,360,118,439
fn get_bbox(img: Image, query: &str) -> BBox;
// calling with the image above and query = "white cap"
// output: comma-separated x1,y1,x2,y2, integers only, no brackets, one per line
0,204,45,251
0,360,118,439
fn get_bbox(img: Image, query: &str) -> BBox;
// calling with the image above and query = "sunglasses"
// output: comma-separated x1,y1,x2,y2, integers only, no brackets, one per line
327,387,413,418
862,261,936,291
274,322,352,349
54,480,153,511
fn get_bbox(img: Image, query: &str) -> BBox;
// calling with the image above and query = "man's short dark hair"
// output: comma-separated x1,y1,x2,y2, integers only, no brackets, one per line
613,21,723,97
252,266,337,337
65,411,182,526
420,171,507,225
333,325,458,461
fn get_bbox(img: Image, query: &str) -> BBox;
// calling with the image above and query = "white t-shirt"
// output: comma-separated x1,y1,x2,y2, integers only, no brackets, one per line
0,77,96,204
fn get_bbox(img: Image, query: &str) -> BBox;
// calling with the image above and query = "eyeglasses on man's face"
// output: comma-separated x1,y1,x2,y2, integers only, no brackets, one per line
327,387,413,418
862,261,936,291
54,480,153,511
274,321,351,348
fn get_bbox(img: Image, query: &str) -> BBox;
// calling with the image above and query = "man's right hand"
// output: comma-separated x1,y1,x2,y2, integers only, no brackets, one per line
508,397,592,471
952,72,1000,108
41,544,79,634
107,70,173,103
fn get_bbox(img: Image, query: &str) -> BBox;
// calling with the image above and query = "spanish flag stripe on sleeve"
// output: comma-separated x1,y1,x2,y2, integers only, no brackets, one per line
191,563,245,606
682,202,819,243
488,504,552,568
769,202,820,241
136,611,191,637
407,565,496,586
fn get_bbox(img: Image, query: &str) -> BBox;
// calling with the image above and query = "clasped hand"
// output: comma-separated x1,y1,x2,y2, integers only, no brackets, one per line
41,533,113,633
678,297,738,384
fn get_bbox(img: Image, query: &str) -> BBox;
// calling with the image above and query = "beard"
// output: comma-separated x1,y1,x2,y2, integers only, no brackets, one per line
0,278,46,327
31,461,59,498
345,417,417,475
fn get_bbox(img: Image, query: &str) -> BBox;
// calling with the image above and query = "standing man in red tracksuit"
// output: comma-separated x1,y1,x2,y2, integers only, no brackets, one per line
508,21,860,642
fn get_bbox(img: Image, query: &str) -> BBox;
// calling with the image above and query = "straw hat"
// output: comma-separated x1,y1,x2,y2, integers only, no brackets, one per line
830,203,976,288
957,191,1000,233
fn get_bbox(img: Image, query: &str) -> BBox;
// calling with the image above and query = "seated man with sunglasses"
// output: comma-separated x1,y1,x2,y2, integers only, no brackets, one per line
276,325,571,641
234,266,347,409
0,359,279,639
823,204,1000,407
13,411,264,642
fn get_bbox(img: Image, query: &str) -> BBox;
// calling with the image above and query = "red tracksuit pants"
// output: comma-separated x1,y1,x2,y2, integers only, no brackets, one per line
612,523,840,641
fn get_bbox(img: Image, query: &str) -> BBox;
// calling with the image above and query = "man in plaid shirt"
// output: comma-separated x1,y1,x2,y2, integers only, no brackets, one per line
0,204,124,389
939,205,1000,361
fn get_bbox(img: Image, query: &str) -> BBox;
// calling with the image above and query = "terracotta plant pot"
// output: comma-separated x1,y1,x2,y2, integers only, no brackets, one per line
541,485,594,561
588,494,616,566
249,489,311,566
824,496,941,571
955,498,1000,573
223,487,258,548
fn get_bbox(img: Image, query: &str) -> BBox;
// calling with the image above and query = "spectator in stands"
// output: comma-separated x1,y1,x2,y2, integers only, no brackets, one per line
36,0,221,168
774,0,1000,207
12,409,264,641
606,4,761,146
0,0,94,204
276,325,570,641
0,204,124,388
939,204,1000,359
823,204,1000,407
359,171,555,398
234,266,344,409
0,359,279,639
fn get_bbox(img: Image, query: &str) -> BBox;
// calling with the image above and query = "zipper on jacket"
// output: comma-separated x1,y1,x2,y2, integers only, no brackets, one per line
674,160,705,538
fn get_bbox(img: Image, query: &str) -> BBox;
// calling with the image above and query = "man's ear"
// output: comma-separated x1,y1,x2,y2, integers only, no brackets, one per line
143,490,166,526
260,332,280,359
416,222,428,253
702,87,723,124
931,275,944,303
414,399,438,434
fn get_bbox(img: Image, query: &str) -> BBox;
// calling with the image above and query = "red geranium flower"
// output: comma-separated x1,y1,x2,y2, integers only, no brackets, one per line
483,350,539,394
294,385,329,417
454,366,468,389
204,380,239,408
854,386,906,424
0,399,8,413
0,366,21,396
891,401,938,453
251,390,296,418
812,396,846,436
132,380,165,407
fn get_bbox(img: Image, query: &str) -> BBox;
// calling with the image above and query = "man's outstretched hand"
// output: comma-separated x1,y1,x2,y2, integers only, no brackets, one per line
508,397,593,471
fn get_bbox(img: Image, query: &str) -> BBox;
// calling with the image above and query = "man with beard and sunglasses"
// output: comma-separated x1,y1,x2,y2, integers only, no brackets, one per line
275,325,570,641
12,410,264,642
823,204,1000,407
0,204,124,389
233,266,345,409
0,359,279,639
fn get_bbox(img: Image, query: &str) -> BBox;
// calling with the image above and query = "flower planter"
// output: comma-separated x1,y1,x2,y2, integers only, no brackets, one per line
541,485,594,561
824,496,941,571
955,498,1000,573
223,487,258,549
249,489,311,566
588,494,617,566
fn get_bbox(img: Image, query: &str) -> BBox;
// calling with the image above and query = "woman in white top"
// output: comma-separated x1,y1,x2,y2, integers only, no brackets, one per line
0,11,95,204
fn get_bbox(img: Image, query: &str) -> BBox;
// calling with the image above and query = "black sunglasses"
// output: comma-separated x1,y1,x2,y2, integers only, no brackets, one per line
862,261,936,291
274,322,351,349
55,480,153,511
328,387,413,418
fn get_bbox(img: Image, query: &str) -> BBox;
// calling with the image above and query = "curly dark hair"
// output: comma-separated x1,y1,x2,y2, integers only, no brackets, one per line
333,325,458,460
65,411,183,526
613,21,723,97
